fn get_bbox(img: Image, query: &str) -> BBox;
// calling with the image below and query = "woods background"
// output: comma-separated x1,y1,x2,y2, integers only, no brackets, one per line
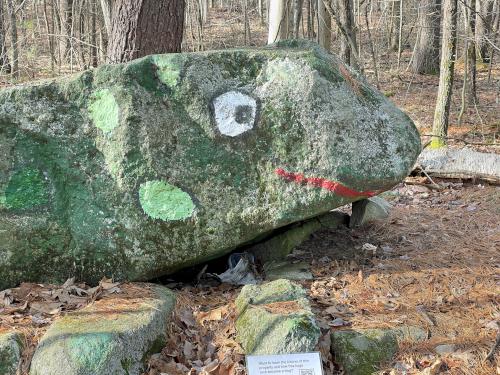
0,0,498,143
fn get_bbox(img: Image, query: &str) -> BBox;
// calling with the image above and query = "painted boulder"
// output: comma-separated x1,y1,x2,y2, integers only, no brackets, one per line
0,41,420,289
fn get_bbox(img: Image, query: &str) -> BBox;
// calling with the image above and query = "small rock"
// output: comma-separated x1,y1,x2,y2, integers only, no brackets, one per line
0,331,23,375
30,284,175,375
263,261,313,281
350,196,392,228
329,318,351,327
362,243,378,254
331,326,426,375
434,344,457,355
235,279,320,355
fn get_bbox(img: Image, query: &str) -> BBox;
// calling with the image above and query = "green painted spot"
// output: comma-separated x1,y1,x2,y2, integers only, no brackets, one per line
68,333,114,372
139,180,195,221
5,168,48,210
88,89,120,133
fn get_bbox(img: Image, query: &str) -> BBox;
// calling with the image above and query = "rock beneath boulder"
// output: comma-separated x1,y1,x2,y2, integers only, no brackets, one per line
0,331,23,375
0,40,420,289
30,284,175,375
350,196,391,228
263,261,313,281
418,148,500,183
250,211,348,263
235,279,320,355
331,326,426,375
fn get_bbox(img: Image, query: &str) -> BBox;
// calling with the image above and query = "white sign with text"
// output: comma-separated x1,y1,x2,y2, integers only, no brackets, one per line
246,352,323,375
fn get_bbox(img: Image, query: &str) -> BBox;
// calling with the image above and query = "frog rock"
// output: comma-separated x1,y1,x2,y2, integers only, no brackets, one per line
0,41,420,288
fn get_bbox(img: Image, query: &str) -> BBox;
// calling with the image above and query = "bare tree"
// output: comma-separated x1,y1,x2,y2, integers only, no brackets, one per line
268,0,286,43
432,0,458,148
337,0,358,66
411,0,441,74
465,0,477,104
318,0,331,50
107,0,185,63
0,0,11,72
6,0,17,77
100,0,112,37
475,0,494,62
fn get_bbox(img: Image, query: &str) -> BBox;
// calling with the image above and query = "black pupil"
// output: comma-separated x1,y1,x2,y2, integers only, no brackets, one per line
235,105,252,124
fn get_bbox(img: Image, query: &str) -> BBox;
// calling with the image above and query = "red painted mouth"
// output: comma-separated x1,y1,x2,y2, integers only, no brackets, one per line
275,168,376,198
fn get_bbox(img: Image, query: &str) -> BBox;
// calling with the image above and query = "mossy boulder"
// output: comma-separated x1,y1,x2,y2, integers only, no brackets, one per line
235,279,320,354
0,331,23,375
331,326,427,375
0,40,420,288
29,284,175,375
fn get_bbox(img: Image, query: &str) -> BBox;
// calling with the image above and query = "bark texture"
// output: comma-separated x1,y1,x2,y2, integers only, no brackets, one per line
318,0,331,50
107,0,185,63
475,0,494,62
432,0,458,148
411,0,441,74
0,0,10,72
337,0,357,67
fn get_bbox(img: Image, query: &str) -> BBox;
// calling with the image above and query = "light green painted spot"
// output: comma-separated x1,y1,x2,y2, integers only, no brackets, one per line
5,168,48,210
139,180,195,221
88,89,119,133
153,55,185,88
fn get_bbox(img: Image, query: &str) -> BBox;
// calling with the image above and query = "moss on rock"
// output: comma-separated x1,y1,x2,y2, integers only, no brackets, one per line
331,326,426,375
0,331,23,375
30,284,175,375
235,279,320,355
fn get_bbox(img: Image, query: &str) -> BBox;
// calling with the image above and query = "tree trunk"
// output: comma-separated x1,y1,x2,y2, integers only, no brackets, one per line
465,0,477,104
337,0,358,68
431,0,458,148
390,0,400,51
91,0,98,67
107,0,185,64
268,0,285,43
6,0,17,77
59,0,73,61
100,0,112,37
318,0,331,50
0,0,11,72
293,0,303,38
411,0,441,74
475,0,493,62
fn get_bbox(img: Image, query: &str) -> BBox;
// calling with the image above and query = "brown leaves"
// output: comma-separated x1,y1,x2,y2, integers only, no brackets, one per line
0,277,124,336
145,286,245,375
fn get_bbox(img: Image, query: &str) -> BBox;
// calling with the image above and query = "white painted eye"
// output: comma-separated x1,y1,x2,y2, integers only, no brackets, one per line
213,91,257,137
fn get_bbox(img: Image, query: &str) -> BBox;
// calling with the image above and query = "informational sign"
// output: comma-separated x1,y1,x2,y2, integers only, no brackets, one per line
246,352,323,375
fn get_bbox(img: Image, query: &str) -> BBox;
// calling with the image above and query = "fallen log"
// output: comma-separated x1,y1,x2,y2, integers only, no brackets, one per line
417,148,500,184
